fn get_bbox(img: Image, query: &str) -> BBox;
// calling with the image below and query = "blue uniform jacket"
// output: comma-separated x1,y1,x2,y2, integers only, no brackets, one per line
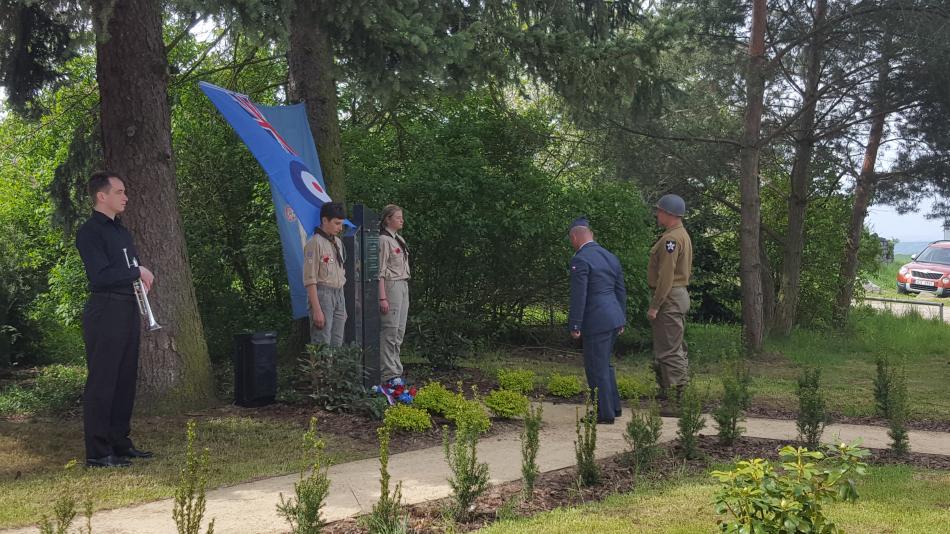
568,241,627,334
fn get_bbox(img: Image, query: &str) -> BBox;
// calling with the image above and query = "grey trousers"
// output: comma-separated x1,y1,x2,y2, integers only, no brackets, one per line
653,286,690,389
379,279,409,382
310,286,346,347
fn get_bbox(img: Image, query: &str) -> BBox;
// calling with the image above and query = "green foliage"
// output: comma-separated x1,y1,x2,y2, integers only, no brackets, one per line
277,418,331,534
361,426,409,534
484,389,529,419
443,423,490,521
36,461,92,534
574,395,599,487
616,374,654,401
0,364,86,416
625,399,664,471
520,402,543,498
545,373,585,398
445,392,492,435
496,368,536,395
881,357,910,456
712,442,870,534
383,405,433,433
796,367,827,449
712,363,752,445
407,307,474,369
413,382,458,416
676,384,706,460
173,420,215,534
873,354,892,419
299,344,370,414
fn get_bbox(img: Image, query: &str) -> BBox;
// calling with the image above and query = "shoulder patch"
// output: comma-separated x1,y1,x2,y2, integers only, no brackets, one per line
665,240,676,253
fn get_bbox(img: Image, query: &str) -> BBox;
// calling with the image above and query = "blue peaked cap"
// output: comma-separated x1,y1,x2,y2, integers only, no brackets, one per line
569,216,590,232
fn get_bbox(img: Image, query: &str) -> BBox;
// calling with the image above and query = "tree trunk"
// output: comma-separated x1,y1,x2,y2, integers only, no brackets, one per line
834,59,890,326
774,0,827,336
738,0,768,353
287,0,347,205
93,0,213,409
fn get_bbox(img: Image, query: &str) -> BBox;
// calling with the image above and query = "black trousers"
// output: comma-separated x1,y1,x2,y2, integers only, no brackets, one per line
582,329,622,421
81,293,141,459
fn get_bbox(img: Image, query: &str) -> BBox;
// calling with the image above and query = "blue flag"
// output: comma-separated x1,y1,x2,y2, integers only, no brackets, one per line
200,81,330,319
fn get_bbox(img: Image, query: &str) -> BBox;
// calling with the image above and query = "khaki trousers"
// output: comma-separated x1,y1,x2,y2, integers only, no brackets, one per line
380,280,409,382
652,286,690,389
310,286,346,347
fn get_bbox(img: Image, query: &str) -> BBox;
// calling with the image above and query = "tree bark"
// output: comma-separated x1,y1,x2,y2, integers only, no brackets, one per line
834,56,891,326
93,0,213,409
774,0,827,336
738,0,768,353
287,0,347,205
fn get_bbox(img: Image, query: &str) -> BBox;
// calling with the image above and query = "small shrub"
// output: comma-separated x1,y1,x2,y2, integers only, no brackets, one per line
616,375,647,401
299,343,370,413
497,369,535,394
546,373,585,398
484,389,529,419
625,398,663,470
520,401,543,498
574,394,599,486
873,354,892,418
797,367,827,449
446,396,491,435
0,364,86,416
676,383,706,460
712,442,870,534
361,426,409,534
443,423,490,521
413,382,458,416
277,417,331,534
173,420,215,534
37,461,92,534
712,363,752,445
384,404,433,433
886,360,910,456
408,308,474,369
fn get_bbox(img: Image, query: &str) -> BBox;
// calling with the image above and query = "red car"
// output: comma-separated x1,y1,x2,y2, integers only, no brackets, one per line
896,240,950,297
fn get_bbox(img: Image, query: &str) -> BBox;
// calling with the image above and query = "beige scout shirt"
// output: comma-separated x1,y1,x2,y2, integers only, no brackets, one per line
303,233,346,289
647,223,693,310
378,233,410,281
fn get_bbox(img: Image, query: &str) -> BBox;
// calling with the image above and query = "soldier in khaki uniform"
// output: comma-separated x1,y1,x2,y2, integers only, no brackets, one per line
377,205,411,385
303,202,348,346
647,194,693,409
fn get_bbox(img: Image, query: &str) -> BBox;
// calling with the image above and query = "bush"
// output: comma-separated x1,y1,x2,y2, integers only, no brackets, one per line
443,423,490,521
299,343,371,414
484,389,529,419
361,426,409,534
497,368,535,395
383,405,433,433
676,383,706,460
873,354,892,419
574,395,599,486
445,396,491,435
0,364,86,416
712,442,870,533
616,374,653,400
625,398,663,470
173,420,215,534
521,402,543,498
277,417,331,534
797,367,827,449
546,373,585,398
885,358,910,456
413,382,458,416
712,363,752,445
407,307,474,369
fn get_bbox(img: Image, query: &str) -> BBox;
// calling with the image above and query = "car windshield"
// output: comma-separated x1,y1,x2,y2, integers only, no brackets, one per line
916,246,950,265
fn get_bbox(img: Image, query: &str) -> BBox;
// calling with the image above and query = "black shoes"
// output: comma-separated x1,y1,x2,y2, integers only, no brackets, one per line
86,455,132,468
116,447,154,459
596,417,615,425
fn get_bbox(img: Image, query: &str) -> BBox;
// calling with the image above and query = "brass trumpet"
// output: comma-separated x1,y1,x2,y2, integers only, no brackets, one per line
122,248,162,331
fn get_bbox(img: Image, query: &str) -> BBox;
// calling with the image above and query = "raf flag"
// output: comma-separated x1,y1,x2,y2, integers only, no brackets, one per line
200,81,331,318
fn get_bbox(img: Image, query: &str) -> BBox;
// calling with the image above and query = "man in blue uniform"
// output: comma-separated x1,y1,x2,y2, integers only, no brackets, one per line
568,217,625,424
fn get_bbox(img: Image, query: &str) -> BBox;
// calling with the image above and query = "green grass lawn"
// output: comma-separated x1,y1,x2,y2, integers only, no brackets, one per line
0,411,372,529
480,466,950,533
475,308,950,421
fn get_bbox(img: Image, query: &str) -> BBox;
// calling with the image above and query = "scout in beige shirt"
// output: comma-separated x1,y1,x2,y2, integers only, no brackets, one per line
377,204,411,384
304,202,348,347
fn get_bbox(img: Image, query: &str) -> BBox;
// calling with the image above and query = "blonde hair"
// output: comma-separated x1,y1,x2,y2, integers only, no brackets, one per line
379,204,403,231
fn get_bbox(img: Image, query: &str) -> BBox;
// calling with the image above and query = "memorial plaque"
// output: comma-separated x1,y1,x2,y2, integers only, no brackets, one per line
343,204,381,387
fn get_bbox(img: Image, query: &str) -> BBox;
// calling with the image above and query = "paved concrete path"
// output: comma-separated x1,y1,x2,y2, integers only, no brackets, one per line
5,403,950,534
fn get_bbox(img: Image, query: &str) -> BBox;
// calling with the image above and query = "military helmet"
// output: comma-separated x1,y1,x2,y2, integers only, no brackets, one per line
655,194,686,217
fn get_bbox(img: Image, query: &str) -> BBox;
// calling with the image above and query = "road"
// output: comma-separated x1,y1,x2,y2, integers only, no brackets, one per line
860,296,948,323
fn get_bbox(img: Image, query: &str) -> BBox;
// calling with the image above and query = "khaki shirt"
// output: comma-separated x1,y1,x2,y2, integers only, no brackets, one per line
303,233,346,289
647,223,692,310
378,233,410,281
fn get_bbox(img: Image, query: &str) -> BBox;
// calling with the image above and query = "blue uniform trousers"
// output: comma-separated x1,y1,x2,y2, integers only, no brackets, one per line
582,329,621,421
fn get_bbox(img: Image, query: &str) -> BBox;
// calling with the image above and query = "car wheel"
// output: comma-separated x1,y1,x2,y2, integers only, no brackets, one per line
896,283,909,294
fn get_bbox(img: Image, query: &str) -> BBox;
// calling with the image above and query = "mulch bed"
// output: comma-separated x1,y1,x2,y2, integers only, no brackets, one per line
745,405,950,433
323,433,950,534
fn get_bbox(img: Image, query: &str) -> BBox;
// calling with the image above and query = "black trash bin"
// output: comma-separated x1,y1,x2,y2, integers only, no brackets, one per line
233,331,277,407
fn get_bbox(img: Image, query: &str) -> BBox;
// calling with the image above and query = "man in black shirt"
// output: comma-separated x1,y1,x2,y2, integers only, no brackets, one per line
75,171,155,468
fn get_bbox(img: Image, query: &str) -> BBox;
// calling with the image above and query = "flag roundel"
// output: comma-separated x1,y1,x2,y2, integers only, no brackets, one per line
290,160,332,207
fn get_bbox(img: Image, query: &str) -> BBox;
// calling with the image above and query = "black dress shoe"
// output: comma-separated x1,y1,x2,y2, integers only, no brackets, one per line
86,455,132,468
116,447,153,459
596,418,615,425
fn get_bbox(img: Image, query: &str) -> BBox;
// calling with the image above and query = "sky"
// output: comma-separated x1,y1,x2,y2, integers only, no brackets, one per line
866,198,947,242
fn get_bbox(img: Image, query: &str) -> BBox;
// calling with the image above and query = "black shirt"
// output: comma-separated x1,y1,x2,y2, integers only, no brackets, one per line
75,211,141,294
